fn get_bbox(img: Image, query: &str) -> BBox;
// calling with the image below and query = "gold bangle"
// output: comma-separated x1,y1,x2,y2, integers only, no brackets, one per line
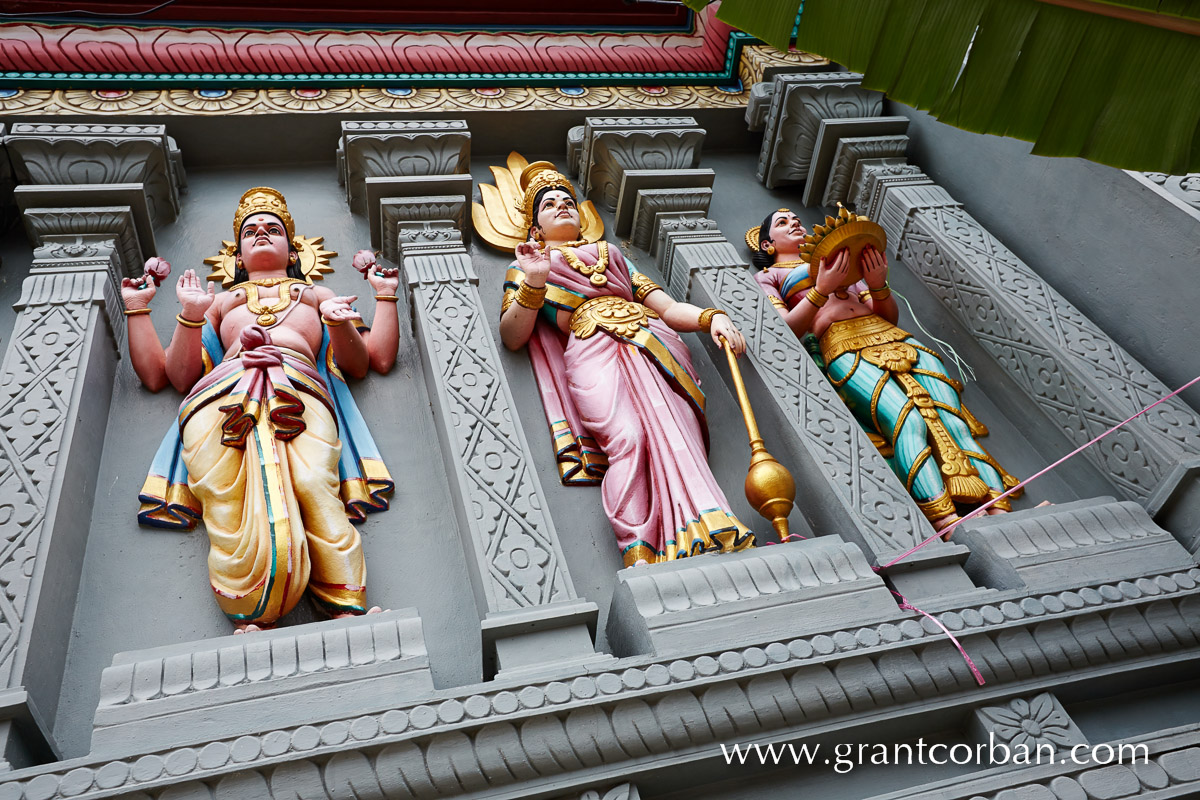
698,307,726,332
175,314,206,328
869,284,892,300
374,295,399,302
805,288,828,308
322,316,347,327
516,283,547,310
123,308,151,316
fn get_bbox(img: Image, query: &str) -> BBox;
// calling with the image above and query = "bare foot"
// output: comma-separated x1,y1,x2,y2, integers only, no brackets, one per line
1036,500,1054,508
932,513,961,542
985,506,1008,516
233,622,272,634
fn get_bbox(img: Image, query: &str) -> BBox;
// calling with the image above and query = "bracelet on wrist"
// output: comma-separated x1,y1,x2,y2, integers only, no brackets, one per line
697,307,727,332
374,295,399,302
868,283,892,300
322,316,347,327
124,308,151,316
175,313,206,328
516,282,547,310
805,288,828,308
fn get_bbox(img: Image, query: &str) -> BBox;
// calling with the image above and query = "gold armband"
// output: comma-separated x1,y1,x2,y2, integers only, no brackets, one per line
769,296,787,310
322,316,347,327
501,290,516,314
374,294,399,302
175,314,206,328
124,308,151,316
868,284,892,301
516,282,547,310
698,307,726,332
805,288,828,308
630,271,663,303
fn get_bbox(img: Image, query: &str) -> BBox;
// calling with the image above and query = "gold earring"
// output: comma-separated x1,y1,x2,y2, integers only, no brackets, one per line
289,253,298,264
765,243,776,256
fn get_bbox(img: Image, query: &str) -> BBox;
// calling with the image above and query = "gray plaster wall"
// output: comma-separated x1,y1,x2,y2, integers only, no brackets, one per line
891,104,1200,414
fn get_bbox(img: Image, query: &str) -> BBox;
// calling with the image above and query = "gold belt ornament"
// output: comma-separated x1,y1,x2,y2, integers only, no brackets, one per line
819,314,911,365
569,295,659,340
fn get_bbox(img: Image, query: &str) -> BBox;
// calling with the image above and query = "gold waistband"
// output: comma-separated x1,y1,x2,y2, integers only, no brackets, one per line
569,295,659,340
819,314,911,365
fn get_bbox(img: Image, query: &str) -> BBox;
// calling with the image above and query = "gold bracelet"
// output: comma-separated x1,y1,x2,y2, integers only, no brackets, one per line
123,308,151,316
322,316,347,327
516,283,547,310
175,314,206,328
805,288,828,308
374,295,399,302
868,284,892,300
698,307,726,332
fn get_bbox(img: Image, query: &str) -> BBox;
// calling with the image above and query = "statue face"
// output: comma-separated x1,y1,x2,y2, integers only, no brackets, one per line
534,189,580,240
767,210,806,255
239,213,291,273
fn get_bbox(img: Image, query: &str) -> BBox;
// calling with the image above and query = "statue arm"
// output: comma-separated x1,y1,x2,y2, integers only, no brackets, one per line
317,286,370,380
862,246,899,324
121,275,169,392
164,269,217,393
500,242,551,351
351,250,400,374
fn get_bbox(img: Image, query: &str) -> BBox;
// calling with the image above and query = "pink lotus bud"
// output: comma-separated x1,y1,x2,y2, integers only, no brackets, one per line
352,249,377,276
143,257,171,286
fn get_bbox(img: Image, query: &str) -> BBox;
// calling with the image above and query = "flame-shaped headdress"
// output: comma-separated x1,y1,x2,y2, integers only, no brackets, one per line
472,152,605,251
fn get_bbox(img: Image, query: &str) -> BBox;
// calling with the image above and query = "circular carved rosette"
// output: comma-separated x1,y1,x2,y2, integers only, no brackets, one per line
0,88,56,113
444,87,535,111
60,89,162,113
542,86,616,109
163,88,261,114
263,88,355,113
358,87,444,111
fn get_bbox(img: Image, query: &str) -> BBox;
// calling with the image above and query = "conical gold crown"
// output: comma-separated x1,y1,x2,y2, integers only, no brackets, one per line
234,186,296,244
519,162,576,229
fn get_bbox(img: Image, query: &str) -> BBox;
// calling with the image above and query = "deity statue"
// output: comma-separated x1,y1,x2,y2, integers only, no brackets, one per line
748,206,1020,533
123,187,399,631
474,154,756,566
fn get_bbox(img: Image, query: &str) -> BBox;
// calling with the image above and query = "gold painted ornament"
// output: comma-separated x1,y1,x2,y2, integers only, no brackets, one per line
204,234,336,288
472,152,605,251
799,203,887,288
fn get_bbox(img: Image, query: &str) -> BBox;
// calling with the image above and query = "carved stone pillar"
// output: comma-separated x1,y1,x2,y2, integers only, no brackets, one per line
3,123,183,227
645,209,980,602
336,120,470,215
576,117,706,211
393,208,607,679
861,163,1200,553
0,235,125,768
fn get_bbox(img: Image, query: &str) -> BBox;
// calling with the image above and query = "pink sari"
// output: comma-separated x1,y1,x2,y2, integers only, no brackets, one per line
507,243,755,567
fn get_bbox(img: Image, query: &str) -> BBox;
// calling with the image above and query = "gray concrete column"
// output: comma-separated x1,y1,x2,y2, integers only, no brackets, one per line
394,212,607,679
0,235,124,768
650,213,980,603
858,163,1200,554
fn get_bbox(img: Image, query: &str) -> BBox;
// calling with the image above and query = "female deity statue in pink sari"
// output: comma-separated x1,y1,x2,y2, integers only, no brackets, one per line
476,157,756,567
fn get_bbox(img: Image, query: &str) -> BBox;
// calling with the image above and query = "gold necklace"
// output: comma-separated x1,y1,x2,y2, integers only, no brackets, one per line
241,278,303,326
555,240,609,287
764,259,805,271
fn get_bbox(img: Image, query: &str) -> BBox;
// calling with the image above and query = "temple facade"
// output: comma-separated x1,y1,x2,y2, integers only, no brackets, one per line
0,11,1198,798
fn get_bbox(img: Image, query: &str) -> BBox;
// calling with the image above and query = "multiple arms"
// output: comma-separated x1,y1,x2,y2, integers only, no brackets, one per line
319,250,401,380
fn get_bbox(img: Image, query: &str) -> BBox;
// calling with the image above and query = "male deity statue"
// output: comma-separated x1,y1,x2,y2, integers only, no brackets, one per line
123,187,399,631
475,154,756,567
748,206,1020,533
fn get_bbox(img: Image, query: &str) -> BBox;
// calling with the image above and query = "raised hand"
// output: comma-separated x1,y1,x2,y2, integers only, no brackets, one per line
711,313,747,356
514,239,551,287
121,275,157,310
319,295,364,324
814,248,851,295
176,268,215,321
861,245,889,290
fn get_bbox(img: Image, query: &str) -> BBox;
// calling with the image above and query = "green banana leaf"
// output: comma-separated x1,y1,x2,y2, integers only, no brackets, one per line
691,0,1200,173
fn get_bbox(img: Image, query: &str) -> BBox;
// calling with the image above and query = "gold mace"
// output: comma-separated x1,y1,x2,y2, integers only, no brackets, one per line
720,338,797,541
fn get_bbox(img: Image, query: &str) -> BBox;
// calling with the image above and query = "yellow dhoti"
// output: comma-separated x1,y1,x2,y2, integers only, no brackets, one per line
179,331,366,625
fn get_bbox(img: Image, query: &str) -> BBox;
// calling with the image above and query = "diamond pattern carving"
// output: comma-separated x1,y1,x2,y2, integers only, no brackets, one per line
900,206,1200,500
416,279,569,610
0,298,89,684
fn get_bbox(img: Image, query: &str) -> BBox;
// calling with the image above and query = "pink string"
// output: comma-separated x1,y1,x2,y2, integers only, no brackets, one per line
891,590,986,686
875,373,1200,572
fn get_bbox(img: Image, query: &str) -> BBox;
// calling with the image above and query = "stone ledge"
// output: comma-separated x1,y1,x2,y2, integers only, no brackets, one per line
338,119,470,214
607,536,899,657
958,497,1197,593
90,609,432,759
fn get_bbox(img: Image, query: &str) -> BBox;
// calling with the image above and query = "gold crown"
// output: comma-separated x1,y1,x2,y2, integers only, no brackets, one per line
233,187,296,245
518,161,576,228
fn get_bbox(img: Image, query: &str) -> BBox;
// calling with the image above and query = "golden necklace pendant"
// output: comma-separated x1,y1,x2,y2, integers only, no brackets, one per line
557,241,609,288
